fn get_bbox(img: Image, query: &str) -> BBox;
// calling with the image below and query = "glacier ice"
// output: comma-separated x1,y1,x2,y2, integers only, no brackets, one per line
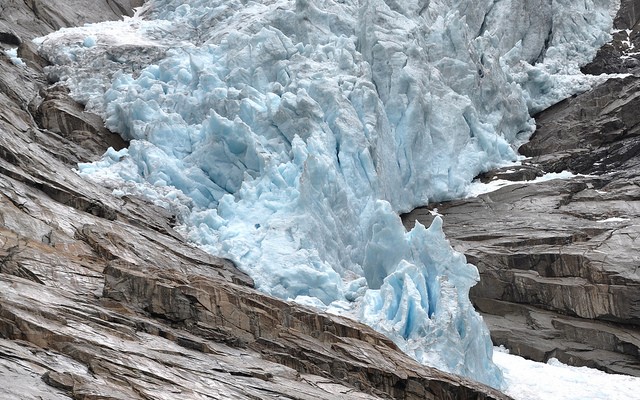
37,0,619,388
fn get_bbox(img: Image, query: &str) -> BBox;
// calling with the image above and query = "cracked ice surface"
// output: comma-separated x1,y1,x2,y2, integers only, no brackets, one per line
38,0,617,388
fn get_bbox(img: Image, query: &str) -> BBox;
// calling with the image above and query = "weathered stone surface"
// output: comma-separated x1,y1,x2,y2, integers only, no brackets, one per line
0,1,508,399
16,40,49,71
614,0,640,29
0,339,73,400
0,269,506,400
519,75,640,163
37,86,128,160
404,0,640,378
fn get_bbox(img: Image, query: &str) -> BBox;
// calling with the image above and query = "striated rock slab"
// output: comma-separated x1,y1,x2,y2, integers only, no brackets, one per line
478,299,640,376
0,1,508,398
37,85,128,161
519,76,640,161
0,270,507,399
0,141,506,398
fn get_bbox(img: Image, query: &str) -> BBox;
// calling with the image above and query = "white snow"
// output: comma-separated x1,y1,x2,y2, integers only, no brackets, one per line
35,0,631,395
597,217,629,223
466,170,579,198
3,48,26,67
494,347,640,400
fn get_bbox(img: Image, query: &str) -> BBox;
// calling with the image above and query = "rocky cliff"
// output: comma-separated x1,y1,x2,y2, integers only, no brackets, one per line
0,1,507,399
404,0,640,378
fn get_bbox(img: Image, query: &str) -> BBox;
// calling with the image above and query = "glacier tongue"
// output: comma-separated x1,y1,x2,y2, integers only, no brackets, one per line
38,0,617,388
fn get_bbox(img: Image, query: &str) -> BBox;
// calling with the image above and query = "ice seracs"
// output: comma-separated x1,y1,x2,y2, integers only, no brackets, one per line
38,0,618,388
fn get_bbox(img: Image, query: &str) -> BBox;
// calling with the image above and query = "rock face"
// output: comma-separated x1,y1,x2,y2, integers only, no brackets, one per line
404,0,640,378
0,1,508,399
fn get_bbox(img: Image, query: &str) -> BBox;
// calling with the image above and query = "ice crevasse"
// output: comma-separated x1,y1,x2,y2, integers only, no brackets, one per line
37,0,619,388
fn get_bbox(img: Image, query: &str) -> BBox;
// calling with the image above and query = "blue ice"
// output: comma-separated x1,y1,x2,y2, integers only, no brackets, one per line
40,0,618,389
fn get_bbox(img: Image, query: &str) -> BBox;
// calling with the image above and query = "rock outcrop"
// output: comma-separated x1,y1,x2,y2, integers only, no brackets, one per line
0,1,507,399
404,0,640,378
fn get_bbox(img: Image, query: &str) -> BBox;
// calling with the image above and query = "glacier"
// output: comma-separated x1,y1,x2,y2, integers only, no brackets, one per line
37,0,618,389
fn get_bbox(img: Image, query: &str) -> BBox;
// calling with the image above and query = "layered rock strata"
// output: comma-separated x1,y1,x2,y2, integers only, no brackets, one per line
404,1,640,378
0,1,507,399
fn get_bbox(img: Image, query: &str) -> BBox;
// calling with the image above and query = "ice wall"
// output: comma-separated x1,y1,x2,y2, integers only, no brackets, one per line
38,0,617,388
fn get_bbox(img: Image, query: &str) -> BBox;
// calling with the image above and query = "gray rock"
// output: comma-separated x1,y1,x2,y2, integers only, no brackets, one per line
17,40,50,72
614,0,640,29
37,85,128,161
520,76,640,163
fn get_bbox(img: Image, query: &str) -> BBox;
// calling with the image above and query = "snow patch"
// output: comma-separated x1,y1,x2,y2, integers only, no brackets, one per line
597,217,629,223
466,170,579,198
494,348,640,400
4,48,26,67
